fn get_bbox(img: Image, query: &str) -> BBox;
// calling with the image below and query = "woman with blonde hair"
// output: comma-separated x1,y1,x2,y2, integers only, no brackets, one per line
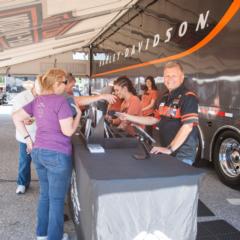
12,68,81,240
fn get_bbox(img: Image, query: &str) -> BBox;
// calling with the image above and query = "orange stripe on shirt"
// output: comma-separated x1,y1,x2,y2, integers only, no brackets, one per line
185,92,198,97
181,116,199,122
181,113,198,119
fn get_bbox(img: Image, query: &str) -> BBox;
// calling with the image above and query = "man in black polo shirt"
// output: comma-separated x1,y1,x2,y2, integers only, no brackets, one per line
118,61,199,165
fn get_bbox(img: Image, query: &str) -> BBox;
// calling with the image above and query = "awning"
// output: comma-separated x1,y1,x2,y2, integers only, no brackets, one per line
0,0,139,68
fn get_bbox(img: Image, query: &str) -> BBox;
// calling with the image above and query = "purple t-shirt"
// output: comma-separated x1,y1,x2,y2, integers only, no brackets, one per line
23,94,73,155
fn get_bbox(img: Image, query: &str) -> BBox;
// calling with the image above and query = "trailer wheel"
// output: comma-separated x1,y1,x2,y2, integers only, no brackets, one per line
213,130,240,188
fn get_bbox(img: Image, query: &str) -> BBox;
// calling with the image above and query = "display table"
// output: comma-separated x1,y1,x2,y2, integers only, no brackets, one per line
70,136,204,240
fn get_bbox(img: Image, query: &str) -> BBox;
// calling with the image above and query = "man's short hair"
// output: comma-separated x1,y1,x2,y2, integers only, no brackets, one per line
66,73,76,83
163,61,184,72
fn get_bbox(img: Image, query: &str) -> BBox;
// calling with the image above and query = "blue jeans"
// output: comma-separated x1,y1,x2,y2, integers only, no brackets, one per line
17,141,32,187
31,148,72,240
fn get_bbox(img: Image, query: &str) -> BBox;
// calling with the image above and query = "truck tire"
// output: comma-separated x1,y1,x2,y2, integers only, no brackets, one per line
213,130,240,188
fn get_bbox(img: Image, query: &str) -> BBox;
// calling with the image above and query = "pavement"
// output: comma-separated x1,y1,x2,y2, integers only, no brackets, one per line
0,105,240,240
199,167,240,229
0,107,77,240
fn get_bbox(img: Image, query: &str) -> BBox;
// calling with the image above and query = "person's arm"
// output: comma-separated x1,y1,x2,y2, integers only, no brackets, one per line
12,93,34,126
12,108,31,138
118,113,159,126
168,123,193,150
141,99,156,112
75,94,116,106
150,123,193,154
59,104,82,137
12,108,33,153
151,92,198,155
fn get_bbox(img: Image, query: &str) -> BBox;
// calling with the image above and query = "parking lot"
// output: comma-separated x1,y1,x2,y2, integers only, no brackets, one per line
0,106,240,240
0,108,77,240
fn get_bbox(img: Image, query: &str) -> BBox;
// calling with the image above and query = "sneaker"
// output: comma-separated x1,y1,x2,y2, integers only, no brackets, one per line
62,233,69,240
37,237,47,240
36,233,68,240
16,185,26,194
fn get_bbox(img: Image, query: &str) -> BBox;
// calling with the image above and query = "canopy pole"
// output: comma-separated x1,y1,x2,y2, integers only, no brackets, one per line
89,45,93,96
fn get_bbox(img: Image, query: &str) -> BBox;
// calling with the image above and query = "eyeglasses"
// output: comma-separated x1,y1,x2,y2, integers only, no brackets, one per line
61,80,68,85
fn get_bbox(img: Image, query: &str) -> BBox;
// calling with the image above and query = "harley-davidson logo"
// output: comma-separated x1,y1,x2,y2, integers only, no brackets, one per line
99,11,210,68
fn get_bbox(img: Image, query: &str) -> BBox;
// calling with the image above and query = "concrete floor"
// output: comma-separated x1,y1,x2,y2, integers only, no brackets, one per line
0,107,76,240
0,105,240,240
199,168,240,230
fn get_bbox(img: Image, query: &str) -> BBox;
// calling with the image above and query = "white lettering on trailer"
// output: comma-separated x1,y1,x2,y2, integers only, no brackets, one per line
105,55,108,65
165,27,173,43
153,34,160,47
131,44,136,56
145,38,150,50
125,48,129,57
196,10,210,31
117,51,121,60
98,10,211,68
112,54,116,62
178,21,188,37
138,41,143,53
